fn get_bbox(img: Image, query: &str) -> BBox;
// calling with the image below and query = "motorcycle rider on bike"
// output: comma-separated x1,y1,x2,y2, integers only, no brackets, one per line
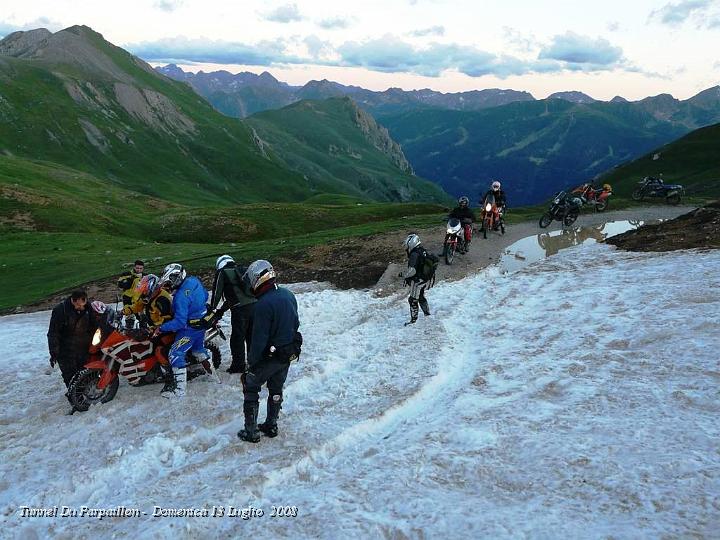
156,263,211,398
448,196,476,252
481,181,507,230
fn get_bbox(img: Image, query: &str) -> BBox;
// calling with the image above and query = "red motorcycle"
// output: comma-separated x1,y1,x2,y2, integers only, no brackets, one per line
480,193,505,238
67,307,224,412
573,183,612,212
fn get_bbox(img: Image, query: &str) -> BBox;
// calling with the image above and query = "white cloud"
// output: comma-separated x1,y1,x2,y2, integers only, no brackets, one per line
409,25,445,37
154,0,184,12
263,3,303,23
649,0,719,28
539,32,623,66
0,16,63,37
317,17,351,30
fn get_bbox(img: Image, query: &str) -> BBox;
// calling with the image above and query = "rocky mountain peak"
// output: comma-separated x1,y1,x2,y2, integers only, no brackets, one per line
548,91,596,103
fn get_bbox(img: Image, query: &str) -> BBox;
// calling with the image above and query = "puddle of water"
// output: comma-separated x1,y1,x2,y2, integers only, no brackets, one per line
500,220,660,273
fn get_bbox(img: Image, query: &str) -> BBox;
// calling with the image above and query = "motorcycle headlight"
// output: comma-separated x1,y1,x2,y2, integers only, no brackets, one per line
485,203,492,212
92,328,102,346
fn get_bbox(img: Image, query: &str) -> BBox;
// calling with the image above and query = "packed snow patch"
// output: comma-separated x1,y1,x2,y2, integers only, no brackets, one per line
1,243,719,538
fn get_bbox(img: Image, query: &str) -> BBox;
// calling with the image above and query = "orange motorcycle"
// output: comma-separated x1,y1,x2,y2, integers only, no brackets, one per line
480,193,505,239
67,307,224,412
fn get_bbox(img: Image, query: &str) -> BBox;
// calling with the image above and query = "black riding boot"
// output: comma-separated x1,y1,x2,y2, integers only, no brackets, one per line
419,296,431,316
258,394,282,438
160,366,175,394
238,402,261,443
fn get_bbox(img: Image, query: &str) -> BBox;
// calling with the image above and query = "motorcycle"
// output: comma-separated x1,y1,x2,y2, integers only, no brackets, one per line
572,182,612,212
539,190,583,228
443,217,466,265
631,177,684,205
67,307,225,412
480,193,505,238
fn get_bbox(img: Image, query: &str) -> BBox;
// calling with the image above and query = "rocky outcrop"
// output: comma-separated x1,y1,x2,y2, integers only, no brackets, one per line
346,98,413,174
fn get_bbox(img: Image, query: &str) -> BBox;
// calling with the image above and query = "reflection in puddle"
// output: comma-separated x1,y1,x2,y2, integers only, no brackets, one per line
500,220,660,273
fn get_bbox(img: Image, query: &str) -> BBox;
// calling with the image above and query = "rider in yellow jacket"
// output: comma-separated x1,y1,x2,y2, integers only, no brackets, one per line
125,274,174,328
118,260,146,317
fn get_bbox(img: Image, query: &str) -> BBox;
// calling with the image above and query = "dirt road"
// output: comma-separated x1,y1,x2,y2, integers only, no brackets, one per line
373,205,696,294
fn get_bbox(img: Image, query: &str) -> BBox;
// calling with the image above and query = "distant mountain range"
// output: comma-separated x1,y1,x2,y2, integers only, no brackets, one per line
158,64,720,204
0,26,445,206
156,64,536,118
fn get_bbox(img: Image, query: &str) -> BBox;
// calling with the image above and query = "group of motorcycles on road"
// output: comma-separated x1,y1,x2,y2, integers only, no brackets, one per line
443,175,685,265
538,176,684,229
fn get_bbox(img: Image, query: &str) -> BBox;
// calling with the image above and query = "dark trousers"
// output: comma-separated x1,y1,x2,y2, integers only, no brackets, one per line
229,303,254,370
58,355,86,388
243,359,290,405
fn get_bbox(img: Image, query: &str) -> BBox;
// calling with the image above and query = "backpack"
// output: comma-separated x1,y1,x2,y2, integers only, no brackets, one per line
418,248,439,284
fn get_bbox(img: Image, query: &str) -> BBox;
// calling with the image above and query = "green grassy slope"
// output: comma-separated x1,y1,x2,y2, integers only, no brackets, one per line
246,98,449,203
0,26,446,205
599,122,720,198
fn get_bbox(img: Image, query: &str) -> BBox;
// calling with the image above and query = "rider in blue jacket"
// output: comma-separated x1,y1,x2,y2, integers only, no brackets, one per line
157,263,210,398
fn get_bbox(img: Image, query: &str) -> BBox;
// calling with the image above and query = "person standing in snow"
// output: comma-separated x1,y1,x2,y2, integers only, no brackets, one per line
238,260,301,443
398,234,436,326
208,255,256,374
155,263,212,398
47,290,98,389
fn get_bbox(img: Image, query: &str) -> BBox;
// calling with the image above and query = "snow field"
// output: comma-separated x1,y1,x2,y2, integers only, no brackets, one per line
1,243,719,538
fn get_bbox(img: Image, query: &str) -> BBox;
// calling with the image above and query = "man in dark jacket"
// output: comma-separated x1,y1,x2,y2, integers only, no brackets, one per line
449,196,476,249
238,260,300,443
47,290,97,389
209,255,256,374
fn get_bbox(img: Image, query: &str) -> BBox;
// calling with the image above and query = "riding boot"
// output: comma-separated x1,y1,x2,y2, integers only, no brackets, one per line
406,297,419,325
258,394,282,438
419,297,431,316
161,367,187,398
238,402,261,443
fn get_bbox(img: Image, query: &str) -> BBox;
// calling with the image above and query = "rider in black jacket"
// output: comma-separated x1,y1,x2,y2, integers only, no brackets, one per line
47,290,98,388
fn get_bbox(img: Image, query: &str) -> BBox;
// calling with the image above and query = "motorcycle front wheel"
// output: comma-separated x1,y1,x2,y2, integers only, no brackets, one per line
539,213,553,228
66,369,119,412
445,243,456,265
631,189,644,201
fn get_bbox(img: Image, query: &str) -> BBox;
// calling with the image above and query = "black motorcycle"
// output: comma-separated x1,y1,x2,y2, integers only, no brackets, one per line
631,177,684,205
539,191,582,228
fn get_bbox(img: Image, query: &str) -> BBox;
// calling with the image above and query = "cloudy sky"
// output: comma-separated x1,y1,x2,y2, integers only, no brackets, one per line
1,0,719,100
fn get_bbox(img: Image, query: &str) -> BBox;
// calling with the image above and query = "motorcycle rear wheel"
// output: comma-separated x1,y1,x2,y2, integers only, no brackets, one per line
67,369,120,412
539,213,552,228
631,189,644,201
596,199,609,212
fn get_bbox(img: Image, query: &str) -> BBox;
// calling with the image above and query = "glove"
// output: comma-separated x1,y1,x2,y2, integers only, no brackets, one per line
151,326,162,338
49,356,56,368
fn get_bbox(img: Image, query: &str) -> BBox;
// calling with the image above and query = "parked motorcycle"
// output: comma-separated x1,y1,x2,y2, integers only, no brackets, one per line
573,182,612,212
443,217,466,265
480,193,505,238
67,307,225,412
539,191,583,228
631,177,684,205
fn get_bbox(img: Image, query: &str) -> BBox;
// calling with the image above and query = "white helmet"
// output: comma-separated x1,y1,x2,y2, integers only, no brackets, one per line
492,181,501,191
159,263,186,291
216,254,234,271
243,260,276,293
402,233,421,253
